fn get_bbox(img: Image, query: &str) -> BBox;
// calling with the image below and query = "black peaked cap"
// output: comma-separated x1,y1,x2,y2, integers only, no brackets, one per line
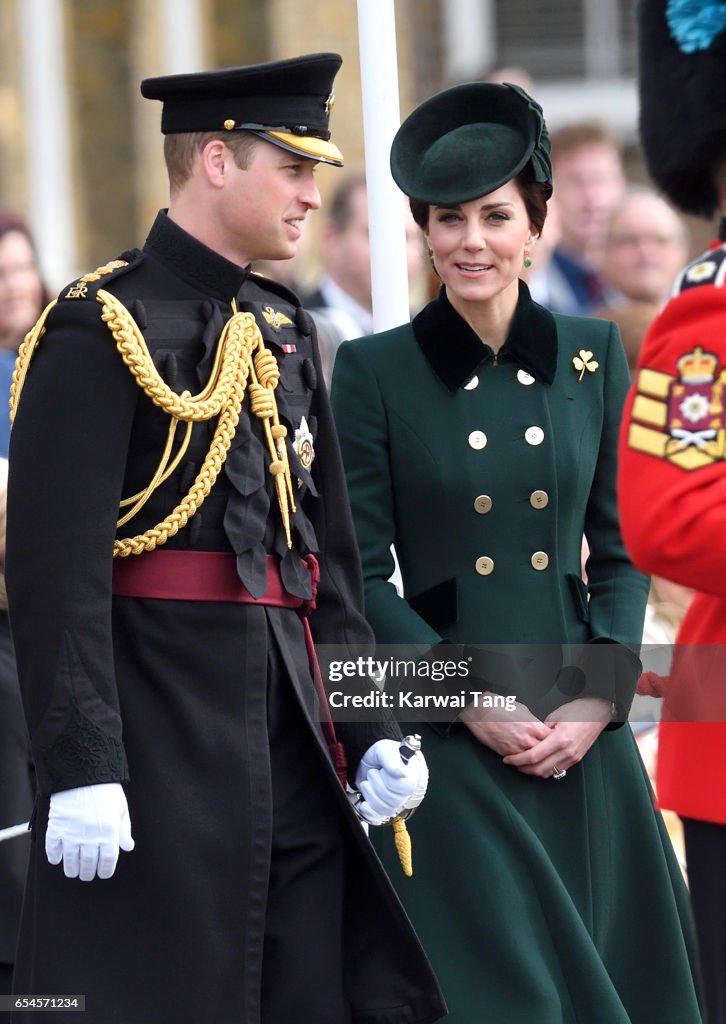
141,52,343,166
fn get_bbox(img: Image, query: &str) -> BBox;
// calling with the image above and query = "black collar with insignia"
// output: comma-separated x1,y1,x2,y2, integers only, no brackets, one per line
144,209,252,301
412,280,558,391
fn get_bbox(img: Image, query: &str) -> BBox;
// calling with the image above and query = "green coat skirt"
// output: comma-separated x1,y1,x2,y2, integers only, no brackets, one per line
374,722,701,1023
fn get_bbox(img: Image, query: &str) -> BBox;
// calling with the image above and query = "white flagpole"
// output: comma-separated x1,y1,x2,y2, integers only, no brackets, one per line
0,822,30,843
356,0,410,332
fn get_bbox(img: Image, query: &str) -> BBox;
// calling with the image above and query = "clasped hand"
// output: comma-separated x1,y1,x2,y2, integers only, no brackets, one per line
46,782,135,881
460,696,613,778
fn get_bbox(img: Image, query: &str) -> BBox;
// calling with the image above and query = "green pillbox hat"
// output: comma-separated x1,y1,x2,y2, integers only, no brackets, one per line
391,82,552,205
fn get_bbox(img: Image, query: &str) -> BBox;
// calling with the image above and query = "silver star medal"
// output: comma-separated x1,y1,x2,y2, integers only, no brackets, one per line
293,416,315,485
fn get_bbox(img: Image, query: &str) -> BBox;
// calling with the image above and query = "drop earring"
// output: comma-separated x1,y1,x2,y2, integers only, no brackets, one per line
524,249,532,269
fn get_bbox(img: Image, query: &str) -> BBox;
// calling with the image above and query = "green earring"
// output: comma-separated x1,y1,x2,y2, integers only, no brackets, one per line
524,256,532,269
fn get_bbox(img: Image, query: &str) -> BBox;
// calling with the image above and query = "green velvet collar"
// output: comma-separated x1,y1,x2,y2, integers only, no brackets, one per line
412,280,558,391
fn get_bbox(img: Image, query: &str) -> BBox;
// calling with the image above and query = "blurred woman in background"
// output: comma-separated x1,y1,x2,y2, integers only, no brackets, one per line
0,209,48,456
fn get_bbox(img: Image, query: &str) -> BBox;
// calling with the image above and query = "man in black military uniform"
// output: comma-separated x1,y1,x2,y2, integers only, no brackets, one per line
6,54,444,1024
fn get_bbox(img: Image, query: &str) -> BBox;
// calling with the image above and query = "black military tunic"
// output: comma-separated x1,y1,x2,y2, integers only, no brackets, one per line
6,211,445,1024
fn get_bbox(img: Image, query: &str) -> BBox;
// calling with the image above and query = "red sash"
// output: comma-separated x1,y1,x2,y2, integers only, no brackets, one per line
112,550,348,787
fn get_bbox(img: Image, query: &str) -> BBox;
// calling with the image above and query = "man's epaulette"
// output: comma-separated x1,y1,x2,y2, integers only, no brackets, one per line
673,243,726,295
59,250,145,302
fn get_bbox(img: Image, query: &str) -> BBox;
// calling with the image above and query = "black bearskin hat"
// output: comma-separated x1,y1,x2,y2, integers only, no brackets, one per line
638,0,726,218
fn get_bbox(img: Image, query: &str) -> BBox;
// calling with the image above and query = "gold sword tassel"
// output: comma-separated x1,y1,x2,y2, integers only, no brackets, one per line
392,816,413,877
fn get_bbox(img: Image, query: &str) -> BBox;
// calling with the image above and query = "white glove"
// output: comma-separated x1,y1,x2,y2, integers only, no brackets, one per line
46,783,135,882
355,739,428,826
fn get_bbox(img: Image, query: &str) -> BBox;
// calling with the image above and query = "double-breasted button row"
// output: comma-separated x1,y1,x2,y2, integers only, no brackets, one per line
474,551,550,574
468,426,545,448
462,369,536,391
473,491,548,514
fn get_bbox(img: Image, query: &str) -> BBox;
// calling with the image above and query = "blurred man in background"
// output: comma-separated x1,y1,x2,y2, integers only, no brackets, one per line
299,170,428,383
534,120,626,316
599,188,689,307
594,187,690,371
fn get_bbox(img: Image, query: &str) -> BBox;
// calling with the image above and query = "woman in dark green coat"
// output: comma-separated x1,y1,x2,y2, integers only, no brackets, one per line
331,82,703,1023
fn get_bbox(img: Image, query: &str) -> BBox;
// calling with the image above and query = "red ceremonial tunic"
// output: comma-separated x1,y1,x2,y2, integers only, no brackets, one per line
618,239,726,825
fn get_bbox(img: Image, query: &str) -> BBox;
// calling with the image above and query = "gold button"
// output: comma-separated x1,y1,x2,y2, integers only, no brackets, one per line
474,494,493,514
525,426,544,446
475,556,495,576
463,375,479,391
468,430,487,450
223,118,236,130
531,551,549,571
517,369,535,386
530,490,549,509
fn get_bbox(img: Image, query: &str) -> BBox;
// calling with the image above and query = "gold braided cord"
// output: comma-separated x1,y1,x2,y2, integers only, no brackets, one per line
11,262,129,421
10,283,296,558
255,347,296,512
118,419,193,509
9,299,58,423
247,350,294,548
106,298,260,557
116,417,192,526
113,377,244,557
99,292,295,556
98,289,239,422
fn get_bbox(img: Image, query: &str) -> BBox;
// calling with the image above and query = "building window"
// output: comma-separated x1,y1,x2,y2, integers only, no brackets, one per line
494,0,636,80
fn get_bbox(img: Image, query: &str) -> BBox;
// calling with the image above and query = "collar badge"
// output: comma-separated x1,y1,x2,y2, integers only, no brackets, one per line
686,260,717,284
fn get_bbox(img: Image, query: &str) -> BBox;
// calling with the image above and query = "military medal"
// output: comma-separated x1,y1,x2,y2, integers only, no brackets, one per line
293,416,315,473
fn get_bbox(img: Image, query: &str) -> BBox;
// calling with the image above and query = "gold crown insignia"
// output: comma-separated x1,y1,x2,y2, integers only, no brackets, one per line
677,346,718,382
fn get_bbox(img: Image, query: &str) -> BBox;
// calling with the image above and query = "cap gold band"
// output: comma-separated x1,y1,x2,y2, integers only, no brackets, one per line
264,130,344,167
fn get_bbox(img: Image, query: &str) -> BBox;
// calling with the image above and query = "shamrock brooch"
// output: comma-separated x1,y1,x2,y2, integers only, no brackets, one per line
573,350,599,381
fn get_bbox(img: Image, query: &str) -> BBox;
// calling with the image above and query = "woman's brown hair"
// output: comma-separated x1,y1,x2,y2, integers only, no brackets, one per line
409,162,551,237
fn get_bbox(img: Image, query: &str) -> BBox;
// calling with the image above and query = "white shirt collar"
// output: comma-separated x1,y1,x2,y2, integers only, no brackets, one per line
319,276,374,336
